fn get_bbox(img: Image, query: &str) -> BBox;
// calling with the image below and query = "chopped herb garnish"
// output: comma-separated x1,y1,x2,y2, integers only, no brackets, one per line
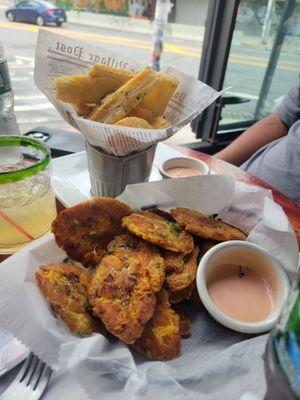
84,300,92,311
167,222,180,236
242,229,250,236
125,239,138,249
146,350,152,360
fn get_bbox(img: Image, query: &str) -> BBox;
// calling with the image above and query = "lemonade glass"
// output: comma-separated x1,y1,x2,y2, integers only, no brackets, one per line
0,136,57,253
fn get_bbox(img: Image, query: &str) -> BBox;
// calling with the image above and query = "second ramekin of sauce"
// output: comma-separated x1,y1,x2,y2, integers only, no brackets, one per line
196,241,290,334
159,156,210,179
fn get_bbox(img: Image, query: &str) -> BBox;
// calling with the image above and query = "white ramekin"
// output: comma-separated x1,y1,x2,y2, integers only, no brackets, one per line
196,241,290,334
159,156,210,179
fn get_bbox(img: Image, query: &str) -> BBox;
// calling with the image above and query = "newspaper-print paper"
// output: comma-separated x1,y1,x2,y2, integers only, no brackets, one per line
0,175,298,400
34,30,223,156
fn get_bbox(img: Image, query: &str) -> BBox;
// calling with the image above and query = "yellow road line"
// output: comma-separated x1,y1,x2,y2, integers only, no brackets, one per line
1,21,299,71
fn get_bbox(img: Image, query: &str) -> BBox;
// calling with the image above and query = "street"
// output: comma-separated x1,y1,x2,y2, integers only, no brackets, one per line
1,9,300,138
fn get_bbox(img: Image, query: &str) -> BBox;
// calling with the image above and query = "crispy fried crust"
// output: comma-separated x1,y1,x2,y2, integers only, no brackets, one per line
114,117,153,129
140,72,179,117
88,234,165,344
162,249,186,274
35,263,105,335
55,65,134,106
89,67,160,123
164,245,200,294
151,116,171,129
168,283,195,304
129,106,153,123
170,208,247,242
52,198,131,268
133,289,181,360
122,211,194,254
107,233,165,292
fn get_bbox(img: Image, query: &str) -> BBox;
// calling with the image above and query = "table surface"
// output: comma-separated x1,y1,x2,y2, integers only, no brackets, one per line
1,144,300,263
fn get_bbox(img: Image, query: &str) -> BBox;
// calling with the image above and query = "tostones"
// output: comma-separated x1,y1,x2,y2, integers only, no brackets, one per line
170,208,246,242
122,210,194,254
164,245,200,302
88,234,165,344
52,198,131,268
107,233,165,292
133,288,181,360
35,263,105,336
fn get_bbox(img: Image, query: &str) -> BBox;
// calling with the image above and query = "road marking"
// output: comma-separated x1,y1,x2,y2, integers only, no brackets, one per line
1,21,300,71
14,103,54,111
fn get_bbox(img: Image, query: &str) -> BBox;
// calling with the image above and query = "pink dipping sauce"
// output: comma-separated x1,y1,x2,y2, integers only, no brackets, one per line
207,264,275,323
165,166,202,178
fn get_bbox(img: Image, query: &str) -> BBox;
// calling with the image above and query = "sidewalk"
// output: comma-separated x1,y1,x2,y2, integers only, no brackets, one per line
66,11,300,54
66,11,204,44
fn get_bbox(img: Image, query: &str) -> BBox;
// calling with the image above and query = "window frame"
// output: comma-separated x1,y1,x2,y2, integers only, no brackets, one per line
191,0,240,142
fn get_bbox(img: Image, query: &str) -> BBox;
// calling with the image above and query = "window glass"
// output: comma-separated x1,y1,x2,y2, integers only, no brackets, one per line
16,1,31,7
27,1,38,7
220,0,300,127
4,0,209,144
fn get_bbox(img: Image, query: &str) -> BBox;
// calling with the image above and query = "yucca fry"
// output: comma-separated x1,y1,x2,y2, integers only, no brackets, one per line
115,117,153,129
55,64,134,106
151,116,172,129
88,64,134,81
74,103,95,117
129,105,153,123
139,72,179,117
89,67,161,124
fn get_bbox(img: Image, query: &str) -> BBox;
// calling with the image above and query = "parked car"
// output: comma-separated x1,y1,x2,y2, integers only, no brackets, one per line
5,0,67,26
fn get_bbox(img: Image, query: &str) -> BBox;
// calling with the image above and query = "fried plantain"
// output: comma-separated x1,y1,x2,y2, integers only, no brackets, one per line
107,233,165,292
88,234,165,344
52,198,131,268
35,263,105,336
133,288,181,360
170,208,247,242
162,249,186,274
164,245,200,294
168,283,195,304
122,211,194,254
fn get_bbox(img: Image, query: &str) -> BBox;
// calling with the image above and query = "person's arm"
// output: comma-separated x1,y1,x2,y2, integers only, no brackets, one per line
214,112,288,166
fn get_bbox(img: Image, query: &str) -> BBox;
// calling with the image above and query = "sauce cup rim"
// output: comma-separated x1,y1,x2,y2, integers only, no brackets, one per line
196,240,290,334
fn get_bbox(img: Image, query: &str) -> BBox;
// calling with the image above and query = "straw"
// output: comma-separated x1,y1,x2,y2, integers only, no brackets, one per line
0,210,35,241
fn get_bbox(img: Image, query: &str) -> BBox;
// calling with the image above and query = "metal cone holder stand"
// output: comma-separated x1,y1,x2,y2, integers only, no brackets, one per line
85,141,157,198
